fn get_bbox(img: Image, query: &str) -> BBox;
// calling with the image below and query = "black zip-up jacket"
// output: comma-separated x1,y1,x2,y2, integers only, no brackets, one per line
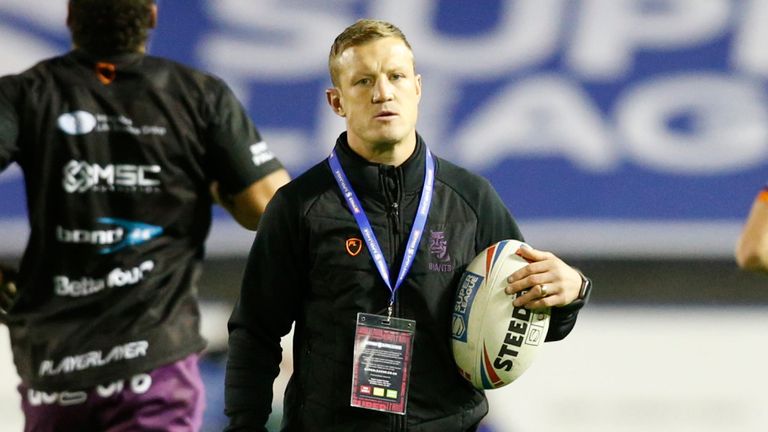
225,133,585,431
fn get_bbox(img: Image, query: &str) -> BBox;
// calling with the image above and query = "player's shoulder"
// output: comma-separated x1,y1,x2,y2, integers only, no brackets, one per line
434,155,495,196
270,159,338,211
279,159,334,197
141,54,231,95
0,55,65,99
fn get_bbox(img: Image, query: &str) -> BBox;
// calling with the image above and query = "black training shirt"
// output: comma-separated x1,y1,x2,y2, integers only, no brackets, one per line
0,50,283,391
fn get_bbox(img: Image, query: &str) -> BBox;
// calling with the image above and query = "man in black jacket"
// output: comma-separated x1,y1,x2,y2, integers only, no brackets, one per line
0,1,289,430
225,19,591,431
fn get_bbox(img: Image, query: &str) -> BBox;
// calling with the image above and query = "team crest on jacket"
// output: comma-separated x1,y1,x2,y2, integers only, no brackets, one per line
428,230,454,272
346,238,363,256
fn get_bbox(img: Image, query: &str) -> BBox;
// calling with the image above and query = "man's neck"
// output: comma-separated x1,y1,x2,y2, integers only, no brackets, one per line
348,135,416,167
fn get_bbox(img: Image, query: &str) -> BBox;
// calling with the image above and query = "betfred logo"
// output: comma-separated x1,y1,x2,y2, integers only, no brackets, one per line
53,260,155,297
56,218,163,254
63,160,161,193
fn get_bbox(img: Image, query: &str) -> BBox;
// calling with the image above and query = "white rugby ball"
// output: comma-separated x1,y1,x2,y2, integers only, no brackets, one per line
451,239,550,389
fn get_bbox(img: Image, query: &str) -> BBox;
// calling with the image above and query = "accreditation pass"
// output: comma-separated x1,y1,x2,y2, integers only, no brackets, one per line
350,312,416,415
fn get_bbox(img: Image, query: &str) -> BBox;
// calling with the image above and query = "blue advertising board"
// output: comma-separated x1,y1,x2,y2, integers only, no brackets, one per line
1,0,765,257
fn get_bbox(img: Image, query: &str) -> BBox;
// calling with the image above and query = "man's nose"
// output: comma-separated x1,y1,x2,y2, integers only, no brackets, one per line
372,78,394,103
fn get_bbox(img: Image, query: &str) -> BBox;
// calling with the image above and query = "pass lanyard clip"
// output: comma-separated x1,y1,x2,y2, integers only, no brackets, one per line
329,147,435,312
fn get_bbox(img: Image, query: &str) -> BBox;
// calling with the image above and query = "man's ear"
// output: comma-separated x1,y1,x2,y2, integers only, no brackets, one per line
326,88,345,117
415,73,422,101
149,3,158,29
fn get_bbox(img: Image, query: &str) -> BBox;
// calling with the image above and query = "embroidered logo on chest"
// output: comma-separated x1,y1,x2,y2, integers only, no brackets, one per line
428,230,454,272
346,238,363,256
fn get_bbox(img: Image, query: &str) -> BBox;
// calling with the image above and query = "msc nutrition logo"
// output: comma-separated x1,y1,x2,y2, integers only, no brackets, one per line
63,160,161,193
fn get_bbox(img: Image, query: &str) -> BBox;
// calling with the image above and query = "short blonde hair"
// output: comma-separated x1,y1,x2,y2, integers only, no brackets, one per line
328,19,413,87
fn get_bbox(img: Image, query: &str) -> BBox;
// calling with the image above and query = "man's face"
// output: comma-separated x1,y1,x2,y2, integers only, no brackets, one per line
328,37,422,155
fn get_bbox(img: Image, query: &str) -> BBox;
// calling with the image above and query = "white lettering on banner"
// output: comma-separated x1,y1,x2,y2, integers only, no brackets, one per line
568,0,731,79
199,0,348,78
731,0,768,77
0,1,66,76
196,0,768,175
371,0,564,76
616,73,768,173
38,340,149,377
54,260,155,297
454,75,618,171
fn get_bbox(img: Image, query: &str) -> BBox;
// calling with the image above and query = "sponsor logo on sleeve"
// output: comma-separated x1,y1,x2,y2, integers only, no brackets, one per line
249,141,276,166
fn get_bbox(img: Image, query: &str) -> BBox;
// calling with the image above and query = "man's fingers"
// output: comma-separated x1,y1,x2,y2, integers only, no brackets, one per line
0,282,18,311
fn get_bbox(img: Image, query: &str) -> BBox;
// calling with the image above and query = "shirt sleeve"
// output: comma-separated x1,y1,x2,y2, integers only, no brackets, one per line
224,189,303,430
0,76,21,171
205,78,284,195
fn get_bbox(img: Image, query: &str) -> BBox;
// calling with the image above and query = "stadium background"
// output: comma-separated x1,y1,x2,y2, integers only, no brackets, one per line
1,0,768,430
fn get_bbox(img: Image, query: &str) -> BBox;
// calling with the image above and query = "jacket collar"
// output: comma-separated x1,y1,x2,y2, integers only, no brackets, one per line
332,132,428,199
69,49,145,68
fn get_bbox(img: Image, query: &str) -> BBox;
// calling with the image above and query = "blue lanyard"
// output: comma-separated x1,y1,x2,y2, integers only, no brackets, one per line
329,147,435,315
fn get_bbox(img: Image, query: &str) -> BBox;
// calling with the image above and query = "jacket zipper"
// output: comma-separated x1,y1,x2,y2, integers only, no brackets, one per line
385,168,406,432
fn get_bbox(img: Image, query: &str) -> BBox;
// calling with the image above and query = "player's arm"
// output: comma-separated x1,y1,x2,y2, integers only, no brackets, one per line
0,77,22,323
211,169,290,230
225,190,302,430
735,188,768,272
0,264,18,322
472,180,589,341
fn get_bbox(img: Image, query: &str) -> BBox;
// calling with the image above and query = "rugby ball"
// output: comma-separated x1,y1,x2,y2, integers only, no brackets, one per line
451,240,550,389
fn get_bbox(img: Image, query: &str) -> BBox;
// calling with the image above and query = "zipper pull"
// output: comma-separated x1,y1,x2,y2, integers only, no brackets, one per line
390,202,400,234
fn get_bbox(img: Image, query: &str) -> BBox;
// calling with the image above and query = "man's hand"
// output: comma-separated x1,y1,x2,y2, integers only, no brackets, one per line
505,246,582,309
0,265,18,318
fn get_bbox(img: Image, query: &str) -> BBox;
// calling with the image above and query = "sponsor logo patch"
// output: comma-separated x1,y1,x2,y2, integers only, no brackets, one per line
57,111,166,137
53,260,155,297
63,160,161,193
56,218,163,254
38,340,149,377
249,141,276,166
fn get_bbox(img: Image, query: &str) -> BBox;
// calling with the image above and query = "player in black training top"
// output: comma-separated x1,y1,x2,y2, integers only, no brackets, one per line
0,1,290,431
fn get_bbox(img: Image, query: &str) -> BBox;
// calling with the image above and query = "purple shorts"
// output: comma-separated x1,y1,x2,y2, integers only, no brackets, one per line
18,354,205,432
